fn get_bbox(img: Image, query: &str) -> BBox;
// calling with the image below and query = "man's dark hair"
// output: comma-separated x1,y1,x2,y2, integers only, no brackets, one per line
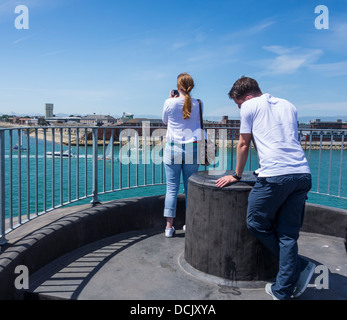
228,76,262,100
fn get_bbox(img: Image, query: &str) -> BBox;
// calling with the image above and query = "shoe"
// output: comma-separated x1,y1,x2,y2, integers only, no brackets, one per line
265,283,279,300
165,227,175,238
293,260,316,298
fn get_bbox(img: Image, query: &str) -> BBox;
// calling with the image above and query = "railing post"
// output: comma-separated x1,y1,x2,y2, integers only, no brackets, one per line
0,130,7,245
91,126,101,206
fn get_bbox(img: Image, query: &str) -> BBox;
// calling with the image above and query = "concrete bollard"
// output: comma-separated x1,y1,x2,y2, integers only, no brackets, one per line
184,171,278,283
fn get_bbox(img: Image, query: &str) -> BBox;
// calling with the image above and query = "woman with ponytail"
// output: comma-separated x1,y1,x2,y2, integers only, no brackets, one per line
162,73,203,237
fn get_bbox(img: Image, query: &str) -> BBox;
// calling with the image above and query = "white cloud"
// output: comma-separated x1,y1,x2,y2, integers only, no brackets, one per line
262,46,294,56
12,34,34,44
244,21,276,35
171,30,208,50
223,20,276,40
308,60,347,77
310,20,347,55
39,50,68,57
172,41,188,50
261,46,323,75
194,32,207,43
187,44,241,65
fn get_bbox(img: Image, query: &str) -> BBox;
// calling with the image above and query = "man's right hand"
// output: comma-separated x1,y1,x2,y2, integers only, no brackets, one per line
215,175,239,188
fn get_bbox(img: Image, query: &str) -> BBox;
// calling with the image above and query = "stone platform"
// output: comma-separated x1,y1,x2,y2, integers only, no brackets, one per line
27,229,347,300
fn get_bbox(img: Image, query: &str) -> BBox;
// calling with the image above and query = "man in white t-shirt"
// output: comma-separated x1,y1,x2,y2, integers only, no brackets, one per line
216,76,315,300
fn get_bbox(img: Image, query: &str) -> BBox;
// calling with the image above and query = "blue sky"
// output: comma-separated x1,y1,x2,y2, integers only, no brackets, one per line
0,0,347,120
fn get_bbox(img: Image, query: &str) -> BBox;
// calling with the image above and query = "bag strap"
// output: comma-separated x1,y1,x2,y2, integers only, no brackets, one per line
197,99,204,130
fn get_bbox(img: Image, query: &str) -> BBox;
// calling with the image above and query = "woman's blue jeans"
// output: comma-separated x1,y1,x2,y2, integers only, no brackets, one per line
246,173,312,300
163,143,199,218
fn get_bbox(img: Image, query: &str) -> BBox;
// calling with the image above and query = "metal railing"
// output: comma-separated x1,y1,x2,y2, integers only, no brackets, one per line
0,124,346,245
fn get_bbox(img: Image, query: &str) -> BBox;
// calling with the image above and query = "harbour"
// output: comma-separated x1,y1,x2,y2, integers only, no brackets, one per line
0,125,346,230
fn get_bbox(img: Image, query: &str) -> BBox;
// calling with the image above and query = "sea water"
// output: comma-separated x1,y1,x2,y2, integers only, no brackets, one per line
1,130,346,219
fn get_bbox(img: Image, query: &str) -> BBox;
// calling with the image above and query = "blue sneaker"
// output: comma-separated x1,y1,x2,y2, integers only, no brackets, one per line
293,261,316,298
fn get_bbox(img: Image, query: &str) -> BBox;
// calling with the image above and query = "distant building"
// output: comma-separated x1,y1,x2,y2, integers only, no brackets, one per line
45,104,54,119
310,119,347,130
115,115,241,141
44,103,82,125
309,119,346,142
118,117,163,128
81,115,117,126
220,116,240,127
202,116,240,140
122,112,134,120
17,117,34,125
45,117,82,126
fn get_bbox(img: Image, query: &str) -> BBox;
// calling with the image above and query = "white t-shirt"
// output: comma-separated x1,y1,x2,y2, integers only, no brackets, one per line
240,94,311,177
162,97,203,144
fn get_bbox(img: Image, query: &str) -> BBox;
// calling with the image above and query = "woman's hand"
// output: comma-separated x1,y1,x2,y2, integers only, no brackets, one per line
215,175,238,188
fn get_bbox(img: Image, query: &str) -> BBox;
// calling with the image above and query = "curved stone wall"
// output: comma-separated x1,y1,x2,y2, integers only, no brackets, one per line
302,203,347,239
0,195,186,300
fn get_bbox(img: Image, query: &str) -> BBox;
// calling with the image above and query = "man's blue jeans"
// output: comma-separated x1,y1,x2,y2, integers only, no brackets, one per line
163,143,199,218
246,173,312,300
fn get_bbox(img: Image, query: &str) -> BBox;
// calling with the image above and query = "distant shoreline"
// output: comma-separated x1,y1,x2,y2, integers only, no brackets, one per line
1,122,346,150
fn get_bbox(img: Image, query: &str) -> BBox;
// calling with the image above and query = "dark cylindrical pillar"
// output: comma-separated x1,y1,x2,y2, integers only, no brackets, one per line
185,171,278,282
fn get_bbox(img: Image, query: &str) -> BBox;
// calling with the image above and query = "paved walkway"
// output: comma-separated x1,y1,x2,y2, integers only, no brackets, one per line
28,229,347,300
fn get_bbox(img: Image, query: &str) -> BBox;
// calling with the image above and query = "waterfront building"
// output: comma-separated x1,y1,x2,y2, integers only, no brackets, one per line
309,119,347,142
45,103,54,119
80,115,117,126
310,119,347,130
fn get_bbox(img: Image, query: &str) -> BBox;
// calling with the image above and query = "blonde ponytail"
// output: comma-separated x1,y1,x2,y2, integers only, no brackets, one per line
177,73,194,120
183,92,192,119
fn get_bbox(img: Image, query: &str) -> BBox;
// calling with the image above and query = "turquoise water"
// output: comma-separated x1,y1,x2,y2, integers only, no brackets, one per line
1,130,346,220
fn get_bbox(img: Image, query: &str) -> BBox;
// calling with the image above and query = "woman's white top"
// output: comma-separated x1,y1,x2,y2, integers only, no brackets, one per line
162,97,203,144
